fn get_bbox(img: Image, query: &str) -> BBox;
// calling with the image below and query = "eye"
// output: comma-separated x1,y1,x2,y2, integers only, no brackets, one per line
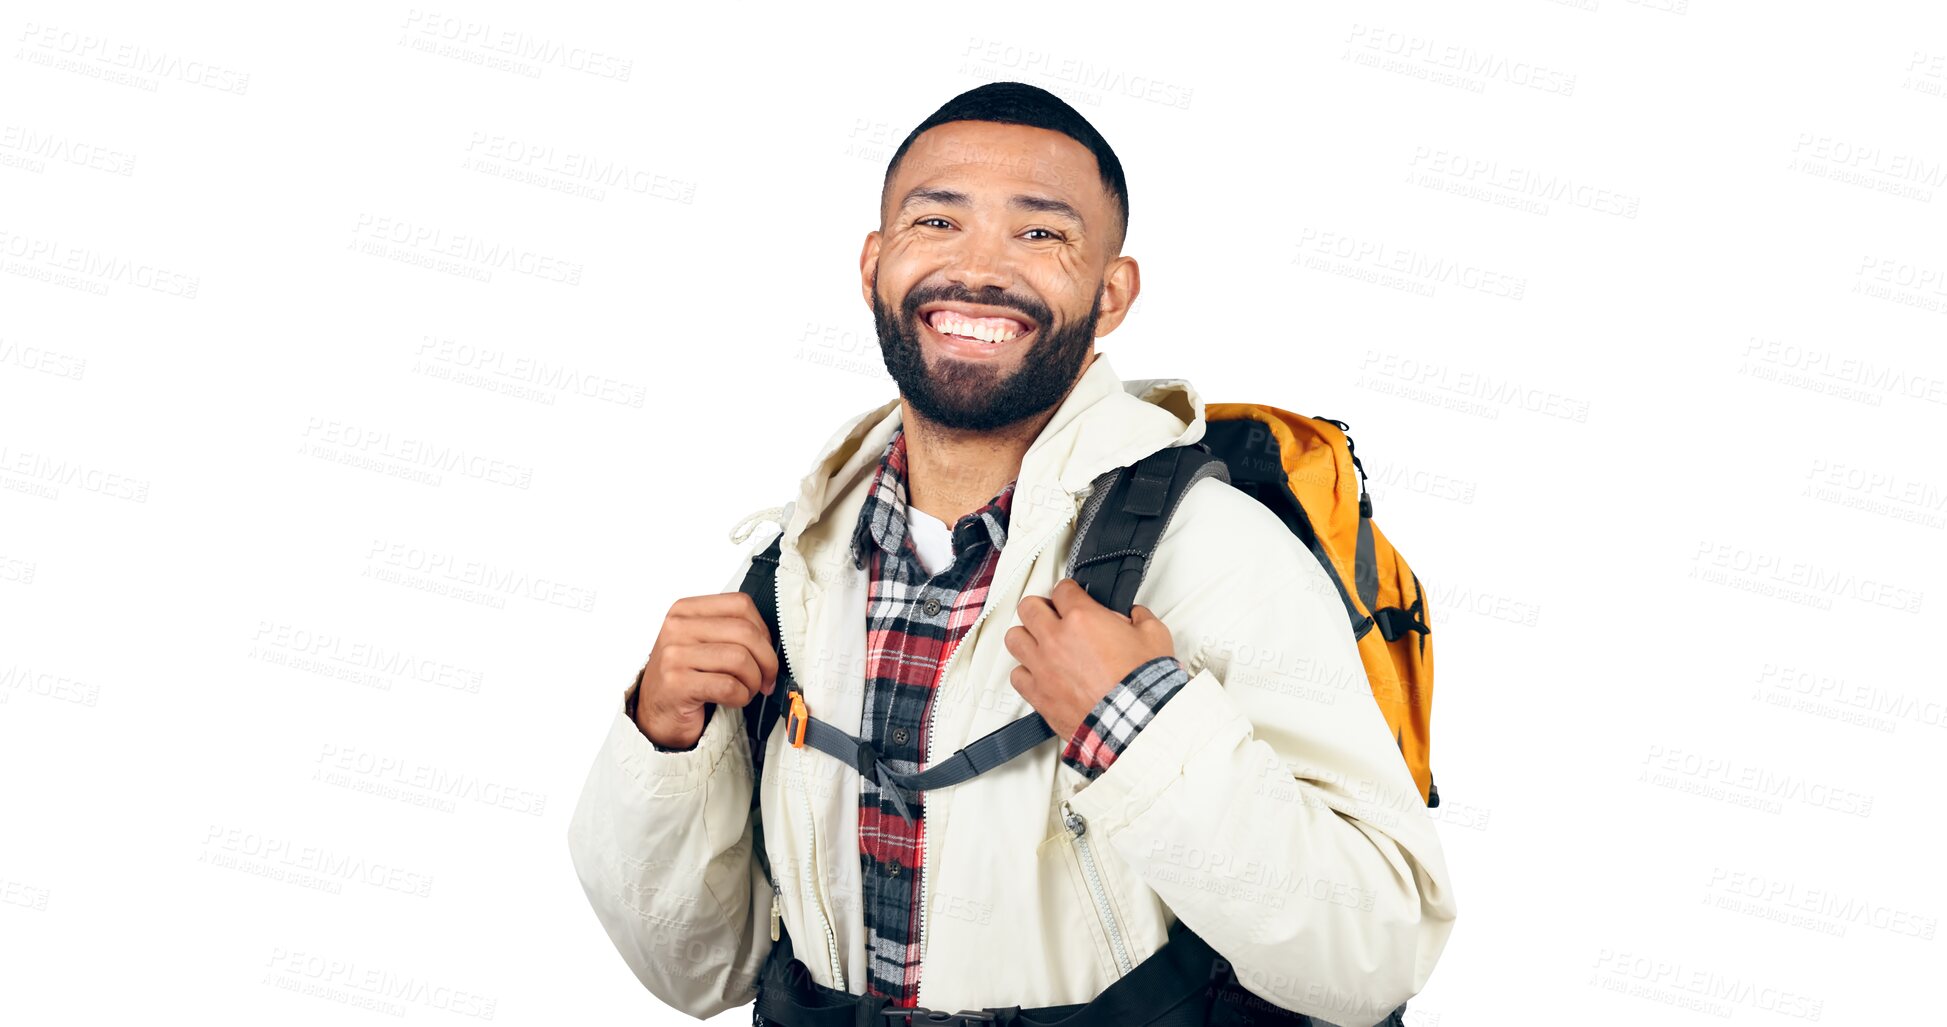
1023,228,1063,242
916,217,953,230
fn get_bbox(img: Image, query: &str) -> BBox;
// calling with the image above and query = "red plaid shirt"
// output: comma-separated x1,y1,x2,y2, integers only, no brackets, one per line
845,425,1190,1007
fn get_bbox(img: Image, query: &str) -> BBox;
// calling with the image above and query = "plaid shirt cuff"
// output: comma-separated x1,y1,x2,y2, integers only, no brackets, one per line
1060,656,1192,780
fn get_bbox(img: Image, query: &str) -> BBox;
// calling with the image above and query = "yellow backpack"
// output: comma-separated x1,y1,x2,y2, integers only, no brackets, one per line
1066,403,1439,807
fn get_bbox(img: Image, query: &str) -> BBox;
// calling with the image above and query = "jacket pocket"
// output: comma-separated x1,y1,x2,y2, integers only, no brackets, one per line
776,745,846,992
1057,799,1136,979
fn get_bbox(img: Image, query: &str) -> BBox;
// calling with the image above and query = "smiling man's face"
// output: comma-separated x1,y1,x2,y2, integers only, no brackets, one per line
862,119,1138,433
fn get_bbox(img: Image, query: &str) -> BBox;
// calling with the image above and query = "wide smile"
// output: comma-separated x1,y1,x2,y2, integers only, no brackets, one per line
916,307,1039,360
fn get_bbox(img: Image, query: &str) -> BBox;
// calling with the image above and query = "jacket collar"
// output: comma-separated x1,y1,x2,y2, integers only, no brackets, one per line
848,426,1018,571
773,351,1208,574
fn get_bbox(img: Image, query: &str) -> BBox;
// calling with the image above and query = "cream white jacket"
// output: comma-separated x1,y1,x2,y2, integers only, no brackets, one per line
566,353,1457,1026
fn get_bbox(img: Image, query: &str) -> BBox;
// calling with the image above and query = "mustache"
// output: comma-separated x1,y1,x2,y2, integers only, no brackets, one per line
901,284,1050,329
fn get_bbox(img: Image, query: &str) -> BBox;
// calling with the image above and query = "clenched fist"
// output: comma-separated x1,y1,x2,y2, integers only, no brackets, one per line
634,591,779,750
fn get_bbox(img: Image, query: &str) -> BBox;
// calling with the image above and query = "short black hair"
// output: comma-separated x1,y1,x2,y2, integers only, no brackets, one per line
882,81,1129,253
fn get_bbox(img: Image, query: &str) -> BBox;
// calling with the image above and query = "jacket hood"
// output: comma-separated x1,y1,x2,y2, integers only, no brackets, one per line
742,352,1208,558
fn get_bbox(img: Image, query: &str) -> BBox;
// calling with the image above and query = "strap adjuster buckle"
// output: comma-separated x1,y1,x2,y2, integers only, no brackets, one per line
881,1008,1005,1026
785,691,809,748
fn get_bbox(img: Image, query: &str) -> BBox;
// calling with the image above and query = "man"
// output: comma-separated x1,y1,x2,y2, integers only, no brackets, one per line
567,82,1456,1027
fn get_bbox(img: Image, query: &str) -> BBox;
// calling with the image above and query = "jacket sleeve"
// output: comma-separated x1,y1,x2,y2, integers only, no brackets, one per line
565,540,775,1021
1060,477,1458,1027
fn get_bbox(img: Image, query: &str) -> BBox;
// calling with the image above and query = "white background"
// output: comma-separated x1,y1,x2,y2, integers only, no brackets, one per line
3,1,1944,1024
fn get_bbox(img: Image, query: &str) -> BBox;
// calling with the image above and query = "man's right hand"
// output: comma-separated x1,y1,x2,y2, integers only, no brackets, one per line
634,592,780,749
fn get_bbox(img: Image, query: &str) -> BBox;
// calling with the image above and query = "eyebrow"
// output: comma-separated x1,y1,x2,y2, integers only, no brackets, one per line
897,187,1087,229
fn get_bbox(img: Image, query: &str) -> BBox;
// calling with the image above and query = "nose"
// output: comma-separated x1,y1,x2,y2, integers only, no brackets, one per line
942,223,1017,295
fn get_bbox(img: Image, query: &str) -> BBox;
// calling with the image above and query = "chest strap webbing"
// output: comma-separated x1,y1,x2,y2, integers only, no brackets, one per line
737,534,1058,827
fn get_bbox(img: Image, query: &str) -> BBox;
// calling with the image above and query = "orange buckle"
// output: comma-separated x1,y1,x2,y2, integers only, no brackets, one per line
786,692,809,748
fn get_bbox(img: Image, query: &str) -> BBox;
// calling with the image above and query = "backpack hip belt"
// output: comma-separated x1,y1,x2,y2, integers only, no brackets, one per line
753,916,1379,1027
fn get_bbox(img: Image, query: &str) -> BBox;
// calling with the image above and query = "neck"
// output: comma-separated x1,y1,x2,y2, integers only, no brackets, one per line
899,352,1096,525
899,406,1046,526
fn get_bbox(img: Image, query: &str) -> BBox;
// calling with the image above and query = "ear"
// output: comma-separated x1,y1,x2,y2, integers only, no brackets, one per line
859,231,882,313
1089,255,1141,339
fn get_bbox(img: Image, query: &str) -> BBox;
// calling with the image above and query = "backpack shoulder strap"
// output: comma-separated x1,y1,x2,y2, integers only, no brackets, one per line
1066,443,1229,615
734,533,792,889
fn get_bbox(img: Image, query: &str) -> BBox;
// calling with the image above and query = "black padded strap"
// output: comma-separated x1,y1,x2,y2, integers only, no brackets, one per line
735,535,792,889
1068,444,1227,616
739,536,792,775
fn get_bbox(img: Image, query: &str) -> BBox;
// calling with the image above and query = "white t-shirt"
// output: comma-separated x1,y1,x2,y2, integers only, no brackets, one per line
906,505,957,578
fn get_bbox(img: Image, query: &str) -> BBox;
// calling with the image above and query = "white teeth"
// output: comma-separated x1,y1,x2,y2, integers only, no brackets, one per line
931,311,1021,343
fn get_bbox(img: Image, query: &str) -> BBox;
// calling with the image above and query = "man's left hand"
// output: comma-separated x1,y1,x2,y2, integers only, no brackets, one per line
1004,578,1176,741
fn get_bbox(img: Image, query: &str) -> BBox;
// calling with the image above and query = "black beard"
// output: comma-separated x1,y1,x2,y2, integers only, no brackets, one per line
873,278,1102,433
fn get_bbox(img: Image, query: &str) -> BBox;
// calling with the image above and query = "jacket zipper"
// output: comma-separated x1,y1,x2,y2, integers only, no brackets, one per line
1061,799,1134,976
914,513,1073,1005
792,758,844,988
774,550,846,990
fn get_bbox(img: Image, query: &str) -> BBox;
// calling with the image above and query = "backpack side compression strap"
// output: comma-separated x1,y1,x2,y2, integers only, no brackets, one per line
1067,443,1229,616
